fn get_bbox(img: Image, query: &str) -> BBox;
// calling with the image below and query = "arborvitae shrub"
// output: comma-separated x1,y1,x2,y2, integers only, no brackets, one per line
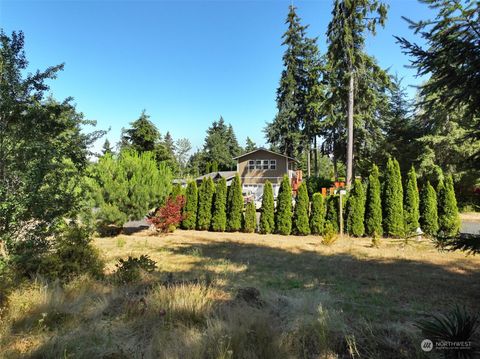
170,183,185,199
420,181,439,236
293,183,310,235
310,193,326,235
404,166,420,235
259,181,275,234
325,195,339,233
365,164,382,237
438,175,460,236
383,158,404,237
196,177,215,230
181,181,198,229
243,201,257,233
211,177,227,232
346,179,366,237
227,174,243,231
275,175,293,235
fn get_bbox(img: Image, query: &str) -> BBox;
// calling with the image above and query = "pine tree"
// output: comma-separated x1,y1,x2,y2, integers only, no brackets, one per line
226,174,243,231
245,137,257,152
243,201,257,233
259,181,275,234
102,139,114,156
420,181,439,236
196,177,215,230
404,166,420,235
275,175,293,235
325,195,339,232
383,158,404,237
365,164,382,237
182,181,198,230
310,193,326,235
211,177,227,232
438,175,460,237
346,179,366,237
293,183,310,235
120,110,160,153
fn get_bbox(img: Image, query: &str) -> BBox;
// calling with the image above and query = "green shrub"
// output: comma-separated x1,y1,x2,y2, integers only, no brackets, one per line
259,181,275,234
114,255,157,283
170,183,185,199
197,177,215,230
211,177,227,232
438,175,461,237
346,179,366,237
275,175,293,235
420,181,439,236
325,195,339,233
383,158,404,237
243,201,257,233
310,193,326,235
182,181,198,230
227,174,243,232
404,166,420,235
293,183,310,235
365,164,382,237
322,222,338,246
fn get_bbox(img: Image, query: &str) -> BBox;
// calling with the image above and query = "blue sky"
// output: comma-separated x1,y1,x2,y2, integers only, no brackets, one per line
1,0,433,154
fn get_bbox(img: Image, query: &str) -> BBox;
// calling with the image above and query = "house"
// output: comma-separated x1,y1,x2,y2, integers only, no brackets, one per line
195,171,237,186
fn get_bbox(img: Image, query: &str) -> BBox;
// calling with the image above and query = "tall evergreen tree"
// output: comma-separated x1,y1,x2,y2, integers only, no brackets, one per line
437,175,460,237
404,166,420,235
276,175,293,235
226,174,243,231
259,181,275,234
196,177,215,230
420,181,439,236
383,158,404,237
293,183,310,235
211,177,227,232
325,195,339,233
102,139,114,156
310,193,326,235
365,164,382,237
245,137,257,153
346,179,366,237
182,181,198,230
243,201,257,233
120,110,160,153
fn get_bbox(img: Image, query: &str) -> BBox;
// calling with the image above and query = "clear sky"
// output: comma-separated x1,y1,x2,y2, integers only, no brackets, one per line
1,0,433,154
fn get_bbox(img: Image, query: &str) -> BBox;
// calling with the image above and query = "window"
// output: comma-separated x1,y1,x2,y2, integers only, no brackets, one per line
262,160,269,170
270,160,276,170
255,160,262,169
248,160,255,170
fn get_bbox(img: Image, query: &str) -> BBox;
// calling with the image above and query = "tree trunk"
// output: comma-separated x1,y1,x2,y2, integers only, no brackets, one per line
333,154,338,182
307,140,311,178
346,73,354,190
314,136,318,176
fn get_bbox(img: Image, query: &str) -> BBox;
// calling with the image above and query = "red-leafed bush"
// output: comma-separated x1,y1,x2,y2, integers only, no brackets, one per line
148,195,186,233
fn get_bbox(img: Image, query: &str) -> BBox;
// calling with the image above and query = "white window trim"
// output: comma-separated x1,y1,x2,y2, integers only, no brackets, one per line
247,159,277,171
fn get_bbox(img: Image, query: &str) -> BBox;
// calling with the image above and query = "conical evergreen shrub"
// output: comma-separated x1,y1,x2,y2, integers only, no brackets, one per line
243,201,257,233
310,193,326,235
325,195,339,233
365,164,382,237
404,166,420,235
346,179,366,237
275,175,293,235
226,174,243,231
211,177,227,232
420,181,439,236
383,158,404,237
181,181,198,230
438,175,460,236
293,183,310,235
196,177,215,230
259,181,275,234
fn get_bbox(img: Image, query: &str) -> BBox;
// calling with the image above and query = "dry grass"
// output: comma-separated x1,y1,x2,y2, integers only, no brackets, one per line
1,229,479,358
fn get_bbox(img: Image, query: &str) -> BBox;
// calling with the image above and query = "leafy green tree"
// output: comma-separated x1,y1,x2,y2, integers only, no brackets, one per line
182,181,198,230
383,158,404,237
227,174,243,231
245,137,257,152
120,110,160,153
293,183,310,235
325,195,339,233
196,177,215,230
404,166,420,235
174,138,192,177
211,177,227,232
437,175,460,237
346,179,366,237
365,164,382,237
310,193,326,235
420,181,439,236
276,175,293,235
243,201,257,233
259,181,275,234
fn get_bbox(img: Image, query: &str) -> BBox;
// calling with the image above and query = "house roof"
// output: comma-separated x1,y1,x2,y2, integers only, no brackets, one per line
195,171,237,182
233,148,299,162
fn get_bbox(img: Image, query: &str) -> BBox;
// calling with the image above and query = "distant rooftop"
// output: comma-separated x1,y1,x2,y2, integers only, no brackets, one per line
233,147,298,162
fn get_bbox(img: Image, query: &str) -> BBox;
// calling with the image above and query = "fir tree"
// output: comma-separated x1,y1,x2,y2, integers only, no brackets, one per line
293,183,310,235
275,175,293,235
420,181,439,236
438,175,460,237
325,195,339,233
243,201,257,233
383,158,404,237
365,164,382,237
182,181,198,230
259,181,275,234
310,193,326,235
196,177,215,230
120,110,160,153
404,166,420,235
102,139,114,156
346,179,366,237
245,137,257,152
211,177,227,232
226,174,243,231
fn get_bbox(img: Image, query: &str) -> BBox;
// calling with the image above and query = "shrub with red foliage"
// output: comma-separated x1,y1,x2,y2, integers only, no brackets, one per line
148,195,186,233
